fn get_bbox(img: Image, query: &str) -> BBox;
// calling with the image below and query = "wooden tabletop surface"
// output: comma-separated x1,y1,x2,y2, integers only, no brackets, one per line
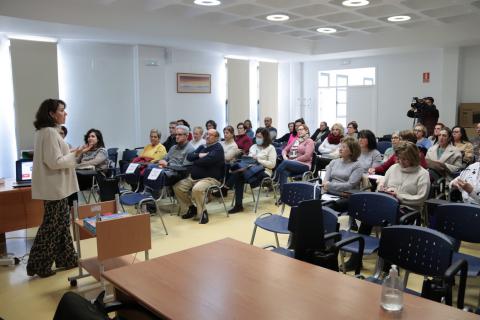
103,238,478,320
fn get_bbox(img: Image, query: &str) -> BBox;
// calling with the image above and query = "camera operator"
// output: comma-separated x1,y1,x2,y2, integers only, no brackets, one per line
407,96,439,137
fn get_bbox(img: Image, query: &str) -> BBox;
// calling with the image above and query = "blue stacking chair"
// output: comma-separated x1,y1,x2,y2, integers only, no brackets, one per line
368,225,468,309
250,182,321,247
376,141,392,155
434,203,480,307
339,192,419,261
120,167,168,235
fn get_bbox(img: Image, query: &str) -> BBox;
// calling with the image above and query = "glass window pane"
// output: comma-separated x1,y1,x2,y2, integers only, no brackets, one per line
337,75,348,86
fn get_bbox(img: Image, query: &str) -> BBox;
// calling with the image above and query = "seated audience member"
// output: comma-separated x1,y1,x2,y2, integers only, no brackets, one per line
450,162,480,204
369,130,428,175
235,122,253,155
191,126,206,149
173,129,225,224
226,127,276,213
346,121,359,139
288,118,305,146
470,122,480,161
428,122,444,145
311,121,330,147
322,137,363,196
76,128,109,190
414,124,432,151
264,116,277,140
318,123,344,157
357,129,382,172
59,125,73,149
276,124,314,191
382,131,399,162
177,119,193,141
139,129,167,163
202,120,217,139
221,126,240,163
426,127,462,182
244,119,255,139
452,125,474,167
275,122,295,145
163,121,177,151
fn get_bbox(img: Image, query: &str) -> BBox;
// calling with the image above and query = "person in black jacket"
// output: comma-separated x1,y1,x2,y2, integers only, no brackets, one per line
407,97,439,137
172,129,225,224
311,121,330,145
163,121,177,151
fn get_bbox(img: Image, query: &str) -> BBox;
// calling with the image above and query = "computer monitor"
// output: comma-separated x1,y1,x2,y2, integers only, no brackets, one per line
16,159,33,182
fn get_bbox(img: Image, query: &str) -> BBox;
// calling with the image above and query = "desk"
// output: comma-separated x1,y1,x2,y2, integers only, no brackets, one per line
0,178,43,255
103,238,477,320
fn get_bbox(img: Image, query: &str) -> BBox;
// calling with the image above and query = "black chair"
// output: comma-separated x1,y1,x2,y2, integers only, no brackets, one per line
369,225,468,309
96,172,120,202
119,149,138,174
107,147,119,171
376,141,392,154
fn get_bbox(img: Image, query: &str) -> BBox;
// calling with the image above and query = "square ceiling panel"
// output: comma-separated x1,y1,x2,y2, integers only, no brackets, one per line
331,31,362,38
229,18,268,28
422,5,473,18
255,0,315,10
342,20,383,29
319,12,363,23
328,0,382,8
286,18,322,28
282,30,315,37
398,20,434,29
363,26,395,33
438,12,480,24
155,4,204,16
309,25,347,33
378,13,420,23
303,35,327,41
357,4,404,17
289,4,338,17
223,3,271,17
194,11,239,24
401,0,454,11
256,24,293,33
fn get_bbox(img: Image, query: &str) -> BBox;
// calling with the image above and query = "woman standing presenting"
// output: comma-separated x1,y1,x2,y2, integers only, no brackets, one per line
27,99,90,278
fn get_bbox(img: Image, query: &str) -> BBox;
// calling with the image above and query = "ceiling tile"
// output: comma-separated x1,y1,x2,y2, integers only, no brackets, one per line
156,4,204,16
379,13,420,23
363,26,395,33
229,18,268,28
309,25,347,33
256,25,293,33
422,5,473,18
223,3,271,16
357,4,405,17
282,30,315,37
255,0,315,10
255,13,300,21
286,18,322,28
328,0,382,8
303,35,326,41
318,12,363,23
438,12,480,24
194,11,239,24
398,20,434,29
331,31,362,38
342,20,383,29
289,4,338,17
401,0,454,11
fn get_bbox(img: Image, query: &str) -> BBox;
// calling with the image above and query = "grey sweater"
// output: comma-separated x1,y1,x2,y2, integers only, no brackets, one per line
324,158,364,193
357,149,382,172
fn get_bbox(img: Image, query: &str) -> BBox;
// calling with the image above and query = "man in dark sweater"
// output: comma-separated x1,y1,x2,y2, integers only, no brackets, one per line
162,121,177,152
172,129,225,224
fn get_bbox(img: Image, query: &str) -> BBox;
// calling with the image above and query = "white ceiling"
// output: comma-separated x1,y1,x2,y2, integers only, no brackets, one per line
1,0,480,61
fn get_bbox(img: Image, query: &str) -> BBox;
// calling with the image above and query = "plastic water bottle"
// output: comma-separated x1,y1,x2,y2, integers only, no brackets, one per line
380,264,404,311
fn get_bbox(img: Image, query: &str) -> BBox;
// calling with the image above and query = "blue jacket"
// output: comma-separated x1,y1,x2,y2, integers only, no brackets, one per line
187,142,225,181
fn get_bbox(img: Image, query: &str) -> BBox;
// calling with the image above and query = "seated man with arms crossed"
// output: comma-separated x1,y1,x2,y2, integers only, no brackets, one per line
173,129,225,224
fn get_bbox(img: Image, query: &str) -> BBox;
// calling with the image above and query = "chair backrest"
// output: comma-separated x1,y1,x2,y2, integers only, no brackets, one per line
123,162,142,185
121,149,138,162
281,182,321,207
435,203,480,243
107,148,119,169
96,173,120,202
143,166,165,191
377,141,392,154
322,206,340,233
348,192,400,227
378,225,454,278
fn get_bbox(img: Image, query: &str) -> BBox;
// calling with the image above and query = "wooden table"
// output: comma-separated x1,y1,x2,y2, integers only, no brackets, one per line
0,178,43,255
103,238,477,320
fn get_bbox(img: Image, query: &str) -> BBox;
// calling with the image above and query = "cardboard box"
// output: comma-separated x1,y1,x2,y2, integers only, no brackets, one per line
458,103,480,127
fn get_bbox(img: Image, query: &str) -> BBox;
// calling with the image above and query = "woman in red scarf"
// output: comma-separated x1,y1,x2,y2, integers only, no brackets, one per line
318,123,344,157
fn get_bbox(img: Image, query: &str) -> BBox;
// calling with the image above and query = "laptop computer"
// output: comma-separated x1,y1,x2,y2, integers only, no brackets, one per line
12,159,33,188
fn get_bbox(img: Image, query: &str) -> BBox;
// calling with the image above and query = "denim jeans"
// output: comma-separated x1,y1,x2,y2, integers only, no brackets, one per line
276,160,309,191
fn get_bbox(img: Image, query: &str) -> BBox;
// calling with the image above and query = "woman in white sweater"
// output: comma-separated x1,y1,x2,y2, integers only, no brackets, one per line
226,128,276,213
27,99,90,278
221,125,241,163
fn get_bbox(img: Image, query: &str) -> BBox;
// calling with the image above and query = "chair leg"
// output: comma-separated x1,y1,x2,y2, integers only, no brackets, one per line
254,185,262,213
156,202,168,235
274,233,280,248
250,185,255,203
218,188,229,217
250,225,258,245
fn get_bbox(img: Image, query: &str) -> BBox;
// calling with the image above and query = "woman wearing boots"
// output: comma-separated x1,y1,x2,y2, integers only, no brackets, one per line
27,99,90,278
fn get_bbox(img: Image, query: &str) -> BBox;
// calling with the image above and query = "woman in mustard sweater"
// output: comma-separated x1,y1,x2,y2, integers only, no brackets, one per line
140,129,167,163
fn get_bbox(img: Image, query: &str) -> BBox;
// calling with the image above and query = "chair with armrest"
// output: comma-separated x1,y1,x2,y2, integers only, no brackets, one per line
368,225,468,309
250,181,321,247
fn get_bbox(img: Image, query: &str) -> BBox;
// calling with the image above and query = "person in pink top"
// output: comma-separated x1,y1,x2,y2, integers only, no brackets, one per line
276,123,315,191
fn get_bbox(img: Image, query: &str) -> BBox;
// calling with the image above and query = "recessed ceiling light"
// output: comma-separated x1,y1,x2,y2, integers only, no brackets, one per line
266,14,290,22
193,0,221,6
342,0,370,7
316,27,337,34
387,15,411,22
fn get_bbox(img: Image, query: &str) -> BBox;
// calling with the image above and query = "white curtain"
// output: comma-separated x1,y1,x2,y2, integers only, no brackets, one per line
0,35,18,178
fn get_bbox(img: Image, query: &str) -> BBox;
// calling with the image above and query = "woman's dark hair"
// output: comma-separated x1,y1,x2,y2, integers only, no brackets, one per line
256,127,272,147
237,122,245,129
288,122,295,132
60,125,68,137
177,119,190,129
205,120,217,129
399,130,417,144
358,129,377,150
440,127,453,145
84,128,105,149
244,119,252,129
347,121,358,132
223,125,235,136
294,118,305,125
33,99,66,130
452,126,469,143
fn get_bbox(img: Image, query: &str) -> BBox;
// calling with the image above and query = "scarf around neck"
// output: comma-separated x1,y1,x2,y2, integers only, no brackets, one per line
327,133,342,145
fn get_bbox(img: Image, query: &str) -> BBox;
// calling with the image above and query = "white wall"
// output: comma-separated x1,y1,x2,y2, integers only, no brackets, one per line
277,62,302,136
259,62,278,130
302,49,459,136
459,45,480,104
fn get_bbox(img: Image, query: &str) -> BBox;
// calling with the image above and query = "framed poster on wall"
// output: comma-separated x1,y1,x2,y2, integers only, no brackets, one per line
177,73,211,93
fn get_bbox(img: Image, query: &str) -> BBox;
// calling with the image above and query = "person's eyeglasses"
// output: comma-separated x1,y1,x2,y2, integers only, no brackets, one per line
175,133,186,136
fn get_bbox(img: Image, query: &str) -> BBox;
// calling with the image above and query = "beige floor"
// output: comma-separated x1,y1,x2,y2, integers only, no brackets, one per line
1,192,479,319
